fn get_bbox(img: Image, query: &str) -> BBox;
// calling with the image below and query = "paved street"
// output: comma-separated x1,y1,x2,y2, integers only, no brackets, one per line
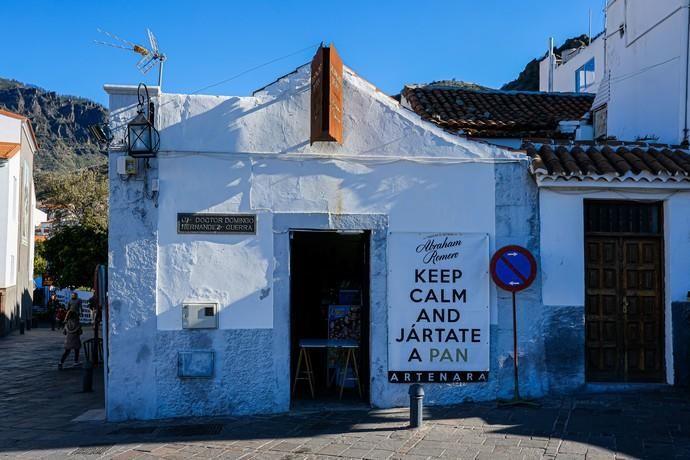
2,327,690,459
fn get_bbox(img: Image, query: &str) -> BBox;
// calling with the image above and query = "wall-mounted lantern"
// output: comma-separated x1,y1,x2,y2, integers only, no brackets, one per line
127,83,159,158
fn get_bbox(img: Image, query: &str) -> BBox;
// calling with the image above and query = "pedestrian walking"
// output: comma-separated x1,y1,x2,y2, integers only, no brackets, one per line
58,310,82,370
55,305,67,329
68,292,81,316
47,293,60,331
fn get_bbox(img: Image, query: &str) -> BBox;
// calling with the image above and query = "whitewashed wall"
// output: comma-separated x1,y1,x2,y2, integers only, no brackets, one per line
0,155,20,289
605,0,688,143
0,116,20,144
106,63,532,420
540,186,690,384
144,65,520,333
0,115,21,290
0,158,9,289
157,156,497,331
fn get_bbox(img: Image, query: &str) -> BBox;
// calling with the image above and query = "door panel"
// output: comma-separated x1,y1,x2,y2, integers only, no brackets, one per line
621,239,664,382
585,238,622,380
585,236,664,382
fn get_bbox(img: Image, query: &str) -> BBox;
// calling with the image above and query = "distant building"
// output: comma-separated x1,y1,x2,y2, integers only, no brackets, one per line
401,85,595,148
0,109,38,336
540,1,690,144
34,208,48,241
539,34,605,94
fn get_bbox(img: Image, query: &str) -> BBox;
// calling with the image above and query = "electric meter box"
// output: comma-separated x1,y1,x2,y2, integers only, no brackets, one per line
182,302,218,329
116,156,138,175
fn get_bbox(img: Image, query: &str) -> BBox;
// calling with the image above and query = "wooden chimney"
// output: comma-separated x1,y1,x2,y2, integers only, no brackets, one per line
310,44,343,144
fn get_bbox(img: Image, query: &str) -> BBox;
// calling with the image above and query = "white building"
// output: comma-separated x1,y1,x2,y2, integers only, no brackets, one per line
104,46,549,421
540,0,690,144
33,208,48,240
0,109,38,336
597,0,690,144
104,45,690,422
539,33,605,94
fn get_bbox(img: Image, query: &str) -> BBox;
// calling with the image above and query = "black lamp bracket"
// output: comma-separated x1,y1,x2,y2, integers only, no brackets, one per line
137,83,155,124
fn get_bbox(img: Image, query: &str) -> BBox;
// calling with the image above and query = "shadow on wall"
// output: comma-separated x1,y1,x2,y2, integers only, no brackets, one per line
157,84,311,155
0,288,34,337
22,288,32,329
0,312,6,337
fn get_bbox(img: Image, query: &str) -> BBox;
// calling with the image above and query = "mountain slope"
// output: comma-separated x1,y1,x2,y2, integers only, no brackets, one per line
0,78,108,174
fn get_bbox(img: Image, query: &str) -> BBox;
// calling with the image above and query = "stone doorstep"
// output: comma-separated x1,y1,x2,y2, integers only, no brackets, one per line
71,408,106,422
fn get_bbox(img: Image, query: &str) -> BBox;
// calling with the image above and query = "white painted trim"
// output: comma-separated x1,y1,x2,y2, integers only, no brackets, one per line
537,178,690,190
21,122,37,153
663,199,673,384
103,84,160,96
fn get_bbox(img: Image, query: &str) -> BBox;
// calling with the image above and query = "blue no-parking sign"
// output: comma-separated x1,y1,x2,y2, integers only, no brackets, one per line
490,246,537,292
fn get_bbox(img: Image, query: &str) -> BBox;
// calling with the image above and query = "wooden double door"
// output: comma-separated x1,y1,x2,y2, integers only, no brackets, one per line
584,203,665,382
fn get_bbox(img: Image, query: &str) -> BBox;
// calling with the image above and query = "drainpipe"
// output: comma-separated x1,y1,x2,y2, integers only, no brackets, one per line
682,1,690,145
548,37,555,92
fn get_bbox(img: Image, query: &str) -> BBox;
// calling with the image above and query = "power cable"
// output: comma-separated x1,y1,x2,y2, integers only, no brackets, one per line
108,41,321,132
187,42,320,95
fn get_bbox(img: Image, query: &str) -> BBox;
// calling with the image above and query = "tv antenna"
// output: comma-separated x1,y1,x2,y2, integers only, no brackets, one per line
96,28,167,88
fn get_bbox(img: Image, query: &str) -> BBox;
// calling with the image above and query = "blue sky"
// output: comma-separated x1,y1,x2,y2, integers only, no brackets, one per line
1,1,605,105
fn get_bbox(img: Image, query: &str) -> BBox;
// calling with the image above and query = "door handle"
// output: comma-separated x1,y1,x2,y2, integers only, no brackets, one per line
622,297,629,315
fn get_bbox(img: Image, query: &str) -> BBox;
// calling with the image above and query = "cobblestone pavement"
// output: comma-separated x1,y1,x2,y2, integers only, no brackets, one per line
2,328,690,459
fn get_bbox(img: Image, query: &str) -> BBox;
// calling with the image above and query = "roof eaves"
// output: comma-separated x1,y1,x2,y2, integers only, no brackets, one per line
0,142,21,160
0,108,28,121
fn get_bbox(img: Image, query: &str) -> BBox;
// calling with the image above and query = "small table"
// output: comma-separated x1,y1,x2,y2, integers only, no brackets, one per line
293,339,362,399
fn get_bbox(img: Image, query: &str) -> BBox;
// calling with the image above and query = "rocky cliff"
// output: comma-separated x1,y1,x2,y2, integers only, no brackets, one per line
0,78,107,174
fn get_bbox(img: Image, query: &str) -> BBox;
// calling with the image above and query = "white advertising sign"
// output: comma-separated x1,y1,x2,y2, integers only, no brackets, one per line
388,233,490,384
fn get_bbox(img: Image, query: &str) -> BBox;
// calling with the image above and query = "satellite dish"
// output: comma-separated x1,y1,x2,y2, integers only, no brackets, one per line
96,28,167,88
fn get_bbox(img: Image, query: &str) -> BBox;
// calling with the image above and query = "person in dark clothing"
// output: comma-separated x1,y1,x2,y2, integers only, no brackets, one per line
47,294,60,331
58,310,82,369
55,306,67,329
68,292,81,316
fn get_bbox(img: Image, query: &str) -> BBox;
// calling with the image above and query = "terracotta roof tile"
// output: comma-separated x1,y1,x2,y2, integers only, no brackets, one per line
526,142,690,182
403,86,594,138
0,142,20,160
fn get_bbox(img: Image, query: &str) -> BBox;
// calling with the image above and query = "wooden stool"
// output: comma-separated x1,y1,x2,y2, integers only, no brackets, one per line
292,346,315,398
339,347,362,399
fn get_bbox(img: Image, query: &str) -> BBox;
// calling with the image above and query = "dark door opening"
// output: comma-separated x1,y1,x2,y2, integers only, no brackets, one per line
290,230,370,403
584,200,665,382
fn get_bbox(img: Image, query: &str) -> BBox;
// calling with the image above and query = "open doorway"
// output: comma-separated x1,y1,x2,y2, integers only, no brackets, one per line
290,230,370,404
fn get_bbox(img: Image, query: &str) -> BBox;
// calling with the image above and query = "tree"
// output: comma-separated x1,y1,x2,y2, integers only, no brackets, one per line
43,167,108,232
34,240,47,277
41,167,108,287
43,226,107,288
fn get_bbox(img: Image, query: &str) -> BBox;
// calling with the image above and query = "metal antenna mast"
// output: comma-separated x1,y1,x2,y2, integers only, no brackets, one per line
95,28,167,89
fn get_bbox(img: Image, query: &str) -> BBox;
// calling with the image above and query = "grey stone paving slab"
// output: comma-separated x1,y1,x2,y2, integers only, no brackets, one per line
5,328,690,459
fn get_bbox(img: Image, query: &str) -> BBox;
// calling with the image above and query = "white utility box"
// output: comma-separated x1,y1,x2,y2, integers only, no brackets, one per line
182,302,218,329
116,156,137,175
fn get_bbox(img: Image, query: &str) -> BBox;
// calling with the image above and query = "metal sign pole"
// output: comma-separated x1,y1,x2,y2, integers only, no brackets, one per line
498,290,538,406
512,291,519,401
491,245,539,407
